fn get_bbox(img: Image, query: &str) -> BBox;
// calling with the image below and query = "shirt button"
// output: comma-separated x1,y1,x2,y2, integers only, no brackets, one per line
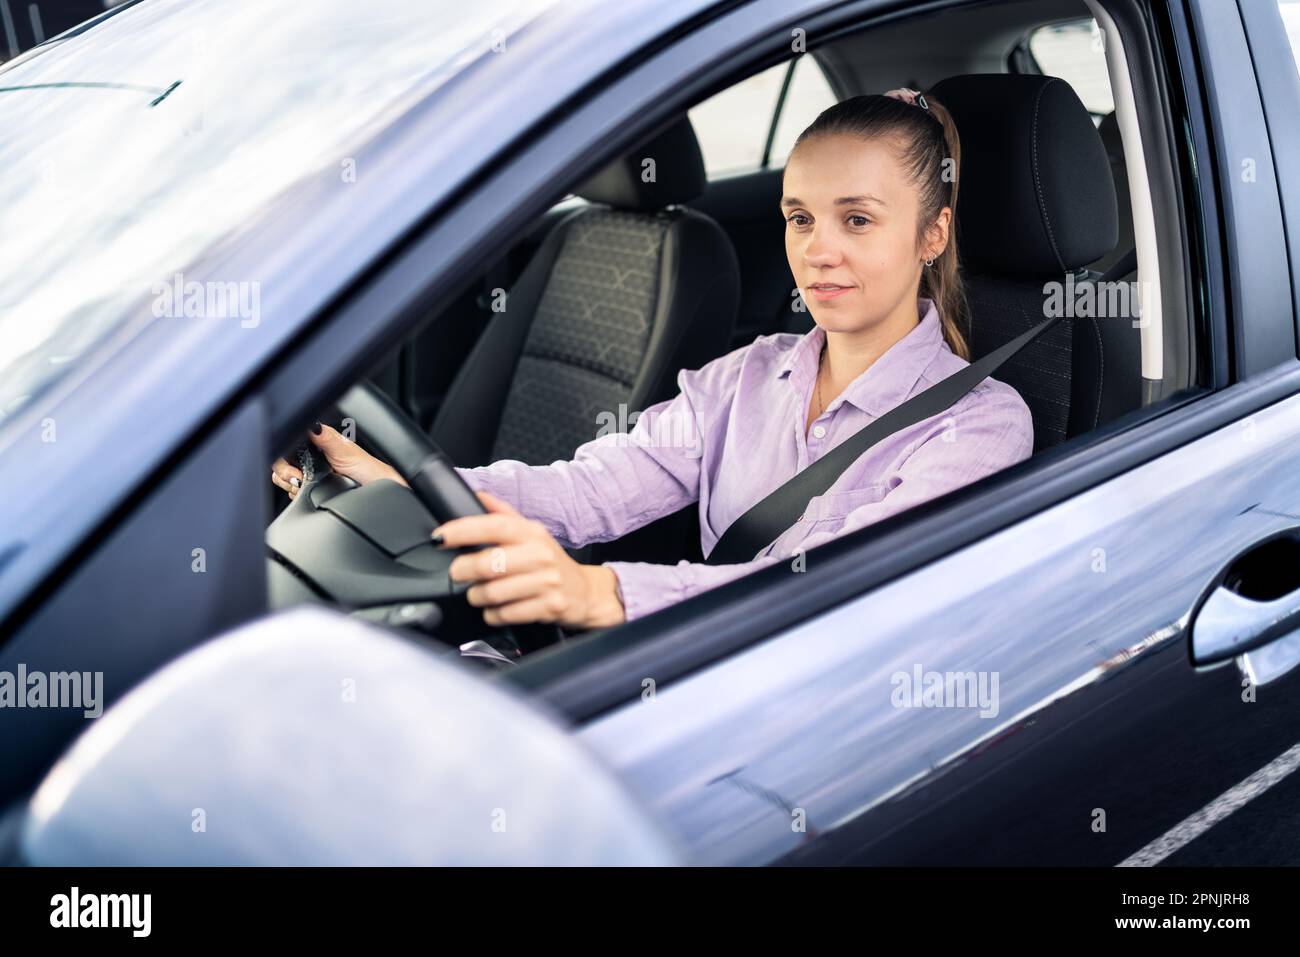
812,424,827,439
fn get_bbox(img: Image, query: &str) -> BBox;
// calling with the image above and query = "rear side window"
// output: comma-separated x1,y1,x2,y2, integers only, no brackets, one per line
689,55,836,177
1028,18,1115,115
768,55,837,166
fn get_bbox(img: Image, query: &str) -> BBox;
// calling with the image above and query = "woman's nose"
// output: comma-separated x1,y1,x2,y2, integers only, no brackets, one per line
802,227,842,267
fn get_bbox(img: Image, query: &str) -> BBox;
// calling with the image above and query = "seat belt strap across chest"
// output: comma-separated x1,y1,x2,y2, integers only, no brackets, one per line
705,311,1063,566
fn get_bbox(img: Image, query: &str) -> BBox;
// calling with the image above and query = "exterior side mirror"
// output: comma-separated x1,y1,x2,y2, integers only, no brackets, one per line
21,608,679,866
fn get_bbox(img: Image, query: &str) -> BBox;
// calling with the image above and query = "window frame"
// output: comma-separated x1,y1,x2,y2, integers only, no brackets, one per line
760,57,798,168
1180,0,1294,380
1237,0,1300,353
761,52,840,168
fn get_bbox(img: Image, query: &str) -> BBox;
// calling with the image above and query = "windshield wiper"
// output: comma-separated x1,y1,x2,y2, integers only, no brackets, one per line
0,79,182,107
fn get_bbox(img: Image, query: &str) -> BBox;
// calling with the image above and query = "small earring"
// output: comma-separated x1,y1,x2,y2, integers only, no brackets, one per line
924,257,935,267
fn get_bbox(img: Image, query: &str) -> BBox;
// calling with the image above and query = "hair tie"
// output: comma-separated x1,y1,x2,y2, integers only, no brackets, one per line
884,87,932,112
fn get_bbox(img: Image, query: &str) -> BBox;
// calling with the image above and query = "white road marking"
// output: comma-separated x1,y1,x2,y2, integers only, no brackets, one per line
1118,741,1300,866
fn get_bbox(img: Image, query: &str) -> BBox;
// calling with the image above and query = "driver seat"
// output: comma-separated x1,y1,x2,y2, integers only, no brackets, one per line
429,117,741,471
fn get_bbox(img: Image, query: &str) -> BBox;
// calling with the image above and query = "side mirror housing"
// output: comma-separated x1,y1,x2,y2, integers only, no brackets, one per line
22,608,679,866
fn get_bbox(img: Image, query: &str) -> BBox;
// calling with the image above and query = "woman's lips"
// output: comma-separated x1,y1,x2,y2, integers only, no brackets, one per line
806,284,853,301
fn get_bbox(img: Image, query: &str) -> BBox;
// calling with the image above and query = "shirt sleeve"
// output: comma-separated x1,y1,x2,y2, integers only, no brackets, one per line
452,372,722,551
603,387,1033,621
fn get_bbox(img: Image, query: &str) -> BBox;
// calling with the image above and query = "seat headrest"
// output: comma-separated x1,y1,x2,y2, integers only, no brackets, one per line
929,74,1117,278
574,115,706,210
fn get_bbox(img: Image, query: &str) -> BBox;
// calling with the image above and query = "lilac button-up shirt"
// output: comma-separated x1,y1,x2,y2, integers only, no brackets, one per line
455,297,1033,621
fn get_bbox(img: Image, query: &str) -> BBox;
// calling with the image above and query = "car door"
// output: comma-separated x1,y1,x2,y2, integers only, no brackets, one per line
554,0,1300,865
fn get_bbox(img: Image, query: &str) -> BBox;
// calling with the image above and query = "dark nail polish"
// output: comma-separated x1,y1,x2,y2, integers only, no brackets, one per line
431,532,445,546
310,421,322,435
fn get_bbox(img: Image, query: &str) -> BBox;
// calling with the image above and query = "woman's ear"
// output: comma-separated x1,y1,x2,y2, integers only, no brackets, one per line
923,206,952,260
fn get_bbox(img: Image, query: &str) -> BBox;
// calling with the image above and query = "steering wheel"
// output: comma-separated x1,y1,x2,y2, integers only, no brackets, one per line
334,382,490,524
265,381,565,658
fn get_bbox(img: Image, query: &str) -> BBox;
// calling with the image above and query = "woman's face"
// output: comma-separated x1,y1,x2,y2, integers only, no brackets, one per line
782,132,941,334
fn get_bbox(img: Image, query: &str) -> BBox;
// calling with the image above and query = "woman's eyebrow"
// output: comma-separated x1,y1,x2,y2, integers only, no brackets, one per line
780,195,887,208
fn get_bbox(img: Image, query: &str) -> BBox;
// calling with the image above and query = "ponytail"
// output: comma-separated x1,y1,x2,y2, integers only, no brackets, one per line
918,95,969,360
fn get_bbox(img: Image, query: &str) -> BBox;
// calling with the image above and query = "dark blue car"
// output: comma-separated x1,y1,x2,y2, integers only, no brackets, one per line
2,0,1300,866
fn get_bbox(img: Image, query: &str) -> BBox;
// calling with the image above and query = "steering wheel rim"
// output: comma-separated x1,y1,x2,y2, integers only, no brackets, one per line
336,382,460,496
334,381,567,654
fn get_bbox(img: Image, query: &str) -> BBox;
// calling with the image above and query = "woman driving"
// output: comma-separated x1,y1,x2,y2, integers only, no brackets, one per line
271,88,1034,630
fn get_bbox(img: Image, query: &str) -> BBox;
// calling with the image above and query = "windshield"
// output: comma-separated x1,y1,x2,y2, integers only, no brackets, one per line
0,0,551,424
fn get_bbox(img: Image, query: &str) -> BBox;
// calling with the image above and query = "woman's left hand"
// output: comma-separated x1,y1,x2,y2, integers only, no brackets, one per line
435,491,626,629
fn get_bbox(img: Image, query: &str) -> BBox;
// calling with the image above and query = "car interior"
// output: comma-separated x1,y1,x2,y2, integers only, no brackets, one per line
267,0,1193,658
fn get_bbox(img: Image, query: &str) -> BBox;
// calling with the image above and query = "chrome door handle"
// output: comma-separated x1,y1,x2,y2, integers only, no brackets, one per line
1191,531,1300,684
1191,584,1300,664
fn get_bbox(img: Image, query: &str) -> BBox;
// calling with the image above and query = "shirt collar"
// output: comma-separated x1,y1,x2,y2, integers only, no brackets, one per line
778,297,947,417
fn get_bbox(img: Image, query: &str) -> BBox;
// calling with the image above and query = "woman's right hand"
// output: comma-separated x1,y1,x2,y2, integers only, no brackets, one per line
270,422,408,499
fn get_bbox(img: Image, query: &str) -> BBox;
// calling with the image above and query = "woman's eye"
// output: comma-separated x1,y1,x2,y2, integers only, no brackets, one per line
847,215,871,228
786,213,811,227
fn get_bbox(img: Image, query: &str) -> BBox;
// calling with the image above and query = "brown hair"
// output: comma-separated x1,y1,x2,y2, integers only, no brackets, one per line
788,92,970,360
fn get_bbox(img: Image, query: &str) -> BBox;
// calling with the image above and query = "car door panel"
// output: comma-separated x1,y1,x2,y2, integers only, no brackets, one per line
576,387,1300,864
0,399,270,807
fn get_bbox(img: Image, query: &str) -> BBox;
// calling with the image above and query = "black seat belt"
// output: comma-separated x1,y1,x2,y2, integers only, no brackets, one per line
705,254,1141,565
705,311,1061,565
707,314,1060,564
